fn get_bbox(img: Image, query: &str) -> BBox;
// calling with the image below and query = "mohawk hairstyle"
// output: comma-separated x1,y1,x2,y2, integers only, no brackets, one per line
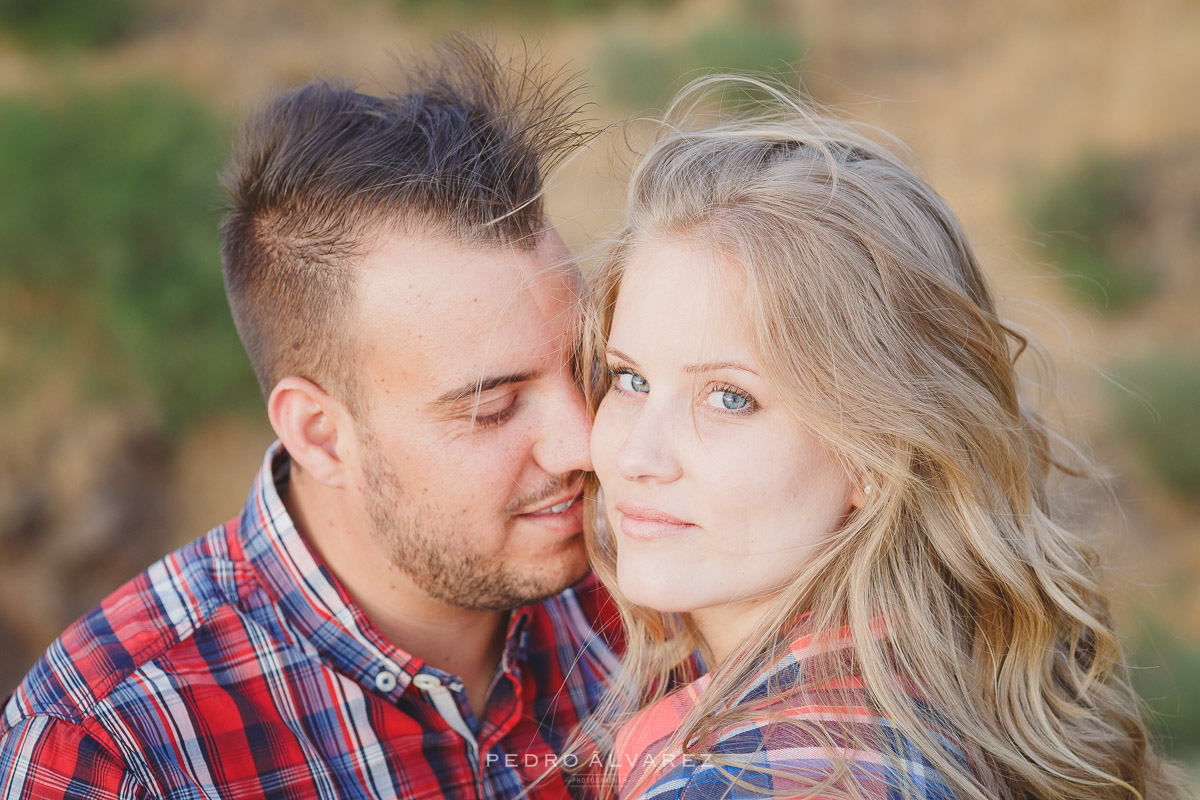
220,35,590,406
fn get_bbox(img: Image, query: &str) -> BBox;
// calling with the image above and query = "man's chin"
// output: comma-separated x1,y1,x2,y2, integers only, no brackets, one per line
527,557,592,603
468,550,591,611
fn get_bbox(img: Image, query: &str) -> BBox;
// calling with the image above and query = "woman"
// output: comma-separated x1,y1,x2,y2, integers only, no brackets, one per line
575,77,1188,800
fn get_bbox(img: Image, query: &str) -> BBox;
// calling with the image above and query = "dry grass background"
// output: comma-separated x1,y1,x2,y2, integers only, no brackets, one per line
1,0,1197,771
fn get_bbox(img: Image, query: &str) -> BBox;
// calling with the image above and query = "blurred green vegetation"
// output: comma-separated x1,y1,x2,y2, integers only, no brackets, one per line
393,0,676,19
0,0,142,48
1129,614,1200,758
594,37,681,110
596,18,804,109
1025,154,1156,313
0,84,261,433
1110,351,1200,499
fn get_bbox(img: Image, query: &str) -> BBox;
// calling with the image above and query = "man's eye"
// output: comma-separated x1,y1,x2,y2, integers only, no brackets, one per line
474,397,519,428
613,370,649,394
703,387,755,413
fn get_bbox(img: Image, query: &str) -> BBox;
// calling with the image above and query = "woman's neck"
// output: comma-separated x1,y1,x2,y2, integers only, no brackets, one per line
691,597,774,667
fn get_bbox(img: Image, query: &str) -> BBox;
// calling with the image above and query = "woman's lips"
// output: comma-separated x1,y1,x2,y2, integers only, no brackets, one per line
615,501,695,541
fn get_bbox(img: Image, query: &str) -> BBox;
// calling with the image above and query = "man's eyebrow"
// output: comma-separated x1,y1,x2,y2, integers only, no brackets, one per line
431,370,540,408
606,348,759,376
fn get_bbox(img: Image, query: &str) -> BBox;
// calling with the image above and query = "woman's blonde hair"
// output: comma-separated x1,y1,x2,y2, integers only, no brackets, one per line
574,76,1189,800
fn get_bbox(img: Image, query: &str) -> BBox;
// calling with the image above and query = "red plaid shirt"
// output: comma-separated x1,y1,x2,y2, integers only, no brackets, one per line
0,443,621,799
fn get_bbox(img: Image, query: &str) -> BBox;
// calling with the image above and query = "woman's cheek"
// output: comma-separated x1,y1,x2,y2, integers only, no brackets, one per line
589,399,620,480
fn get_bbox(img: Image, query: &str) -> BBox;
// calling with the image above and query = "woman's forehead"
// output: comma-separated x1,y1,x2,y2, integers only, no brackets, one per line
610,238,759,367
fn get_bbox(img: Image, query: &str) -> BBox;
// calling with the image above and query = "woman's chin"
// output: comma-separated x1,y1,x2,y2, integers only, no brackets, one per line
616,571,696,615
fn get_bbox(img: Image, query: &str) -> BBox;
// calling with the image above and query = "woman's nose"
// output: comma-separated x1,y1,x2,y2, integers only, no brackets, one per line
614,403,682,484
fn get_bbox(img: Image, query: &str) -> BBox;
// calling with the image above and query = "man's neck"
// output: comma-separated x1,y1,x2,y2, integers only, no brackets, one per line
283,465,507,714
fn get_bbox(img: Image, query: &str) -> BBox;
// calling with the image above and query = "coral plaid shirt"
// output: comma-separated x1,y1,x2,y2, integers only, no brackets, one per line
616,623,967,800
0,442,621,799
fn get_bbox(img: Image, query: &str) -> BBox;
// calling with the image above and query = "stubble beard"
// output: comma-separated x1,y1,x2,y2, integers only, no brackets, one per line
360,441,587,611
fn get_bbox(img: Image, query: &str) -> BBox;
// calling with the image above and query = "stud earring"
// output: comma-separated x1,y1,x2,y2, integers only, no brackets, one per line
863,483,873,496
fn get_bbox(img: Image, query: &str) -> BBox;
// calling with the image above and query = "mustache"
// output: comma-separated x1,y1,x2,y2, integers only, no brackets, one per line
506,471,587,515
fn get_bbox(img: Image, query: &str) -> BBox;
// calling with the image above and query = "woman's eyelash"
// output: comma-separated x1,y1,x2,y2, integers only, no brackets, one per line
708,383,758,413
606,364,639,385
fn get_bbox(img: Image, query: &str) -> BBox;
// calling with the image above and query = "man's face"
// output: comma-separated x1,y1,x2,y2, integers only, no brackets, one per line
349,228,591,611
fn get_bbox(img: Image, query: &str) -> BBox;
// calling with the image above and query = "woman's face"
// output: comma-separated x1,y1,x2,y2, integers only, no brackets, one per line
590,236,858,657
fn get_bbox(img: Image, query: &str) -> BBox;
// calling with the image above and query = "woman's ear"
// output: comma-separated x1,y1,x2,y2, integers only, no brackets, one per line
846,465,872,512
267,376,351,487
848,481,868,511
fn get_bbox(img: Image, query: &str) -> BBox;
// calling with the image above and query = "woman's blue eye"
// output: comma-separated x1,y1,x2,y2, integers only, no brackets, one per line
616,371,649,393
704,389,750,411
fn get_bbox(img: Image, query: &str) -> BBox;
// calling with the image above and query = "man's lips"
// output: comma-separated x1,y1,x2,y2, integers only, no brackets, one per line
519,484,584,516
615,501,695,540
515,483,585,536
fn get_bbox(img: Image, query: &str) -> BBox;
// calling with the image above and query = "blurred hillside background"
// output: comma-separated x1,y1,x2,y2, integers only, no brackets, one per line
0,0,1197,779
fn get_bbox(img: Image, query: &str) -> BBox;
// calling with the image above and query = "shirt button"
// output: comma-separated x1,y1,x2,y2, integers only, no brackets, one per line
375,671,398,693
411,674,441,691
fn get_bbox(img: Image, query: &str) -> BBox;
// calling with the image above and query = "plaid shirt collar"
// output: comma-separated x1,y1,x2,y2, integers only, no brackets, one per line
238,441,533,704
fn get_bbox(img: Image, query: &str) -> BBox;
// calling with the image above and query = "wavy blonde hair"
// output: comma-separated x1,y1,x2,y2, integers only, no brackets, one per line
571,77,1189,800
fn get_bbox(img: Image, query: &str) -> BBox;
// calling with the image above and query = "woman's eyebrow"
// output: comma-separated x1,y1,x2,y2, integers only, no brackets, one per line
605,347,638,365
607,348,759,376
683,361,760,376
430,370,539,408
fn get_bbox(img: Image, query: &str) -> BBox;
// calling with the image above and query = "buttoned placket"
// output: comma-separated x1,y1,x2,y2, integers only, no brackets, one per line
476,618,534,796
352,609,535,797
412,672,478,757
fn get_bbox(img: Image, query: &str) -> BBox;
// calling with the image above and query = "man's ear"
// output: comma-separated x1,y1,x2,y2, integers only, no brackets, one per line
267,377,353,487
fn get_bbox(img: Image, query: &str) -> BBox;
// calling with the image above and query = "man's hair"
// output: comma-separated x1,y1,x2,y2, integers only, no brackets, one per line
220,36,589,406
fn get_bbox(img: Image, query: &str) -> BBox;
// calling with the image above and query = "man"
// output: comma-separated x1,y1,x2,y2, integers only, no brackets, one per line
0,39,619,799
